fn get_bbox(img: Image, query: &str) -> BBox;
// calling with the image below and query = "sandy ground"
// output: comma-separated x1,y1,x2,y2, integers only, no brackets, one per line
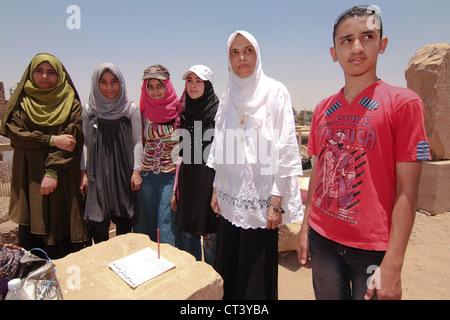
2,194,449,300
277,210,450,300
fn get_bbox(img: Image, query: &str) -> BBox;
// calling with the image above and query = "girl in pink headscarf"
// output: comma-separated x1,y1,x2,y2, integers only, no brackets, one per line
133,65,183,246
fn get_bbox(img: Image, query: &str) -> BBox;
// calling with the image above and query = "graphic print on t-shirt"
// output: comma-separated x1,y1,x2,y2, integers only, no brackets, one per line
315,131,366,224
313,97,379,225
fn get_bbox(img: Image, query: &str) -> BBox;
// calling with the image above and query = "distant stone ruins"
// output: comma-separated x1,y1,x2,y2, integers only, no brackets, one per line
0,82,7,121
406,43,450,215
0,82,10,160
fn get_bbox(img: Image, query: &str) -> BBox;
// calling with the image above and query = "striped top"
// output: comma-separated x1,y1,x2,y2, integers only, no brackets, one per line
141,118,179,174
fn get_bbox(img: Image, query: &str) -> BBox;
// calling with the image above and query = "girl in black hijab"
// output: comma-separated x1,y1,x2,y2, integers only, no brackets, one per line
171,65,219,266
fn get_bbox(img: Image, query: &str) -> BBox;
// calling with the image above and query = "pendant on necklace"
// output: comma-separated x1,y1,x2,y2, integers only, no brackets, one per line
240,115,245,126
240,116,245,142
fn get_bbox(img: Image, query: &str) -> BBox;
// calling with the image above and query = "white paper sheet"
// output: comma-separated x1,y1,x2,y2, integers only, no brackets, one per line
109,248,176,288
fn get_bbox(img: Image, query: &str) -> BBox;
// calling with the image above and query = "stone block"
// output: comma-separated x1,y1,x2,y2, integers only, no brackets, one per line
53,233,223,300
417,160,450,215
406,43,450,160
277,177,310,252
278,222,302,252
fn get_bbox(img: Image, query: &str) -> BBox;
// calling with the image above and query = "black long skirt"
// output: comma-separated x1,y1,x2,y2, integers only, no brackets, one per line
214,216,278,300
175,162,218,235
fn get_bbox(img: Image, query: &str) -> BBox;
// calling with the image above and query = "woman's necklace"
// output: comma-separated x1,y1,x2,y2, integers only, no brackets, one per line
238,114,249,142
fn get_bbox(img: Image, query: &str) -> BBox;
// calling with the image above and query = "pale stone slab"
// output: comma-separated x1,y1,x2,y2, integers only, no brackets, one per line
53,233,223,300
417,160,450,215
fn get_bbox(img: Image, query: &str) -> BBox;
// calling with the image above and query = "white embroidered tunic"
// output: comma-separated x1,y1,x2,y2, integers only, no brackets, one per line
207,79,303,229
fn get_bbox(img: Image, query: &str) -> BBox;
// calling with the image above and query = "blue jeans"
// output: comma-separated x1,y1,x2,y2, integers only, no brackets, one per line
203,233,218,267
309,228,385,300
179,232,218,267
134,171,182,247
180,232,201,261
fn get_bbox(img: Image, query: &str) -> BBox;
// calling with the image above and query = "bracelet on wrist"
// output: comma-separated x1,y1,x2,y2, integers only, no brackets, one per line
269,203,285,214
45,170,58,179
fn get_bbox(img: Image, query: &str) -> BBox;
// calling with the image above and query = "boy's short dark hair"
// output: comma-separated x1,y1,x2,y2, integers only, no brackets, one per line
333,5,383,46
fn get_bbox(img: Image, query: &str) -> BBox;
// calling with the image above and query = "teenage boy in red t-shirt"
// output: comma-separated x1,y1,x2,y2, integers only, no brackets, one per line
297,5,430,300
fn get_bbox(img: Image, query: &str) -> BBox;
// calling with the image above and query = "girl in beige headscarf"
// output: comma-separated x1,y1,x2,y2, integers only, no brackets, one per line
0,53,88,259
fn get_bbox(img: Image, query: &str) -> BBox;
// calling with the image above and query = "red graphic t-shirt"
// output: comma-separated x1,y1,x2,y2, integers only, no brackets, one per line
307,81,430,251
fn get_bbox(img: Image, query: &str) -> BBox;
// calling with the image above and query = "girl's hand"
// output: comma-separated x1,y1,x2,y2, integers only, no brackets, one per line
131,170,142,191
211,188,221,217
53,134,77,152
41,176,58,195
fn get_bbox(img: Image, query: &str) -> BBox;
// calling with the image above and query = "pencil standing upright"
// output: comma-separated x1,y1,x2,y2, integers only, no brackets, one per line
157,228,160,259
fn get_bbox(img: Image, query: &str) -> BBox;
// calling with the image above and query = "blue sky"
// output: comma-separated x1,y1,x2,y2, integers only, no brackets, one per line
1,0,449,111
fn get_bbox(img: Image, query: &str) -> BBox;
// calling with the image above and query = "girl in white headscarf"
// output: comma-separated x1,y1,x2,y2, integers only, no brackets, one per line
207,31,303,299
80,63,142,243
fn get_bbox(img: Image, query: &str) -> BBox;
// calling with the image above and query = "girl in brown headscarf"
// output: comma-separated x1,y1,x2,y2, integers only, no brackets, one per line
0,53,88,259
